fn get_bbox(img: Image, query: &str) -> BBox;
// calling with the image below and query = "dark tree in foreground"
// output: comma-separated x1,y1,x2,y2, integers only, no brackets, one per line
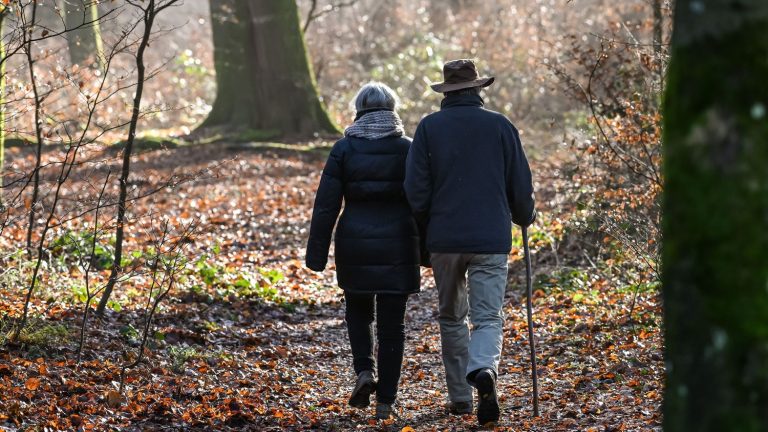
63,0,104,68
201,0,337,138
663,1,768,430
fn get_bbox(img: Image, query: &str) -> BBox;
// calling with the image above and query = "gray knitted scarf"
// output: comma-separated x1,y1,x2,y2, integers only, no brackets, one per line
344,110,405,140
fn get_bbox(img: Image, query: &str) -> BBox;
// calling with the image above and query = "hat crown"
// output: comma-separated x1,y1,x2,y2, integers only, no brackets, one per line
443,59,480,84
430,58,494,93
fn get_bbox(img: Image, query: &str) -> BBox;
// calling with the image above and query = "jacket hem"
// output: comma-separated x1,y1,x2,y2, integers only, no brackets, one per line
341,287,419,295
427,247,511,254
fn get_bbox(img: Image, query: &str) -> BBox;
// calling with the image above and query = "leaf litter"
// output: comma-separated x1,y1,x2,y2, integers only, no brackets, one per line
0,143,662,431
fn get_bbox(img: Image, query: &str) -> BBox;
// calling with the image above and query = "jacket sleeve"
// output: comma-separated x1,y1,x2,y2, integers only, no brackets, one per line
404,122,432,226
502,120,536,227
306,142,345,271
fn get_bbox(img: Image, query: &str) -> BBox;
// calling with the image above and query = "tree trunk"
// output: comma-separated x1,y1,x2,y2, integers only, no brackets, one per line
653,0,664,82
25,2,44,253
200,0,337,138
96,0,159,316
63,0,104,69
652,0,662,55
0,10,6,205
662,1,768,430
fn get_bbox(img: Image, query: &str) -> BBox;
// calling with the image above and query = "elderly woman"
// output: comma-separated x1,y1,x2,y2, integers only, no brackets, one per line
306,82,420,420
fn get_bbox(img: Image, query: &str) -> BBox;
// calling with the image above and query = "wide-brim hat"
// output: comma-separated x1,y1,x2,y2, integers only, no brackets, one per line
430,59,495,93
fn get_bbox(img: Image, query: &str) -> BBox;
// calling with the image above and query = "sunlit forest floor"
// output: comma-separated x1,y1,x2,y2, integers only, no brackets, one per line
1,143,662,431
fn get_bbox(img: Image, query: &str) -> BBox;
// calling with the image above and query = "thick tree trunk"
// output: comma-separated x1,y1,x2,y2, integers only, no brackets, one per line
63,0,104,68
201,0,337,138
662,1,768,431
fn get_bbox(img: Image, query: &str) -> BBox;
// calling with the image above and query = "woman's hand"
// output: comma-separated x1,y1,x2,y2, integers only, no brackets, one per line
305,260,326,272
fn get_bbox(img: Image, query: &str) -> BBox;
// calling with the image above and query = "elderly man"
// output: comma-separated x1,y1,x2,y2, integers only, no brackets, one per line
404,59,536,426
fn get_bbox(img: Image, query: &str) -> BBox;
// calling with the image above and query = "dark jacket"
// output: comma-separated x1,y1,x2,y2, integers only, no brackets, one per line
404,93,535,254
306,135,420,295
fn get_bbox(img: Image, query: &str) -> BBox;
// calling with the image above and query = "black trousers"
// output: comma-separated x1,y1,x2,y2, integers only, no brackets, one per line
344,291,408,405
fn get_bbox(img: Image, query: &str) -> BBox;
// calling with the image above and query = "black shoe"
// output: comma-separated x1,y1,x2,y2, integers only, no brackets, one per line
375,402,396,420
447,400,473,415
349,371,376,408
474,369,500,426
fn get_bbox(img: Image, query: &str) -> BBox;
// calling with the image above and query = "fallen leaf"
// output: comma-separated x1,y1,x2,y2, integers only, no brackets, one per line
25,377,41,391
106,390,124,408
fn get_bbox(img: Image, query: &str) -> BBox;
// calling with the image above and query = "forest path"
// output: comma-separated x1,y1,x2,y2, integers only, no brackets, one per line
141,142,659,431
141,142,543,430
0,143,662,431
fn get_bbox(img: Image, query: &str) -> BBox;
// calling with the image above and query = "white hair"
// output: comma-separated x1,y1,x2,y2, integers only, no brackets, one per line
352,82,400,112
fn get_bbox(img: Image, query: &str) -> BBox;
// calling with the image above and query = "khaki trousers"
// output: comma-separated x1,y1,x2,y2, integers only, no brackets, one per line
430,253,508,403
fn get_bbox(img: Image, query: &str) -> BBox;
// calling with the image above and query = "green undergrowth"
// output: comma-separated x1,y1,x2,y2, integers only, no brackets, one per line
168,345,200,373
511,211,565,250
181,251,295,310
120,246,287,309
1,316,72,355
49,229,115,271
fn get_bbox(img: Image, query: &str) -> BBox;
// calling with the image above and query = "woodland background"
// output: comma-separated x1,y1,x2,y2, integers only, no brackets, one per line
0,0,736,430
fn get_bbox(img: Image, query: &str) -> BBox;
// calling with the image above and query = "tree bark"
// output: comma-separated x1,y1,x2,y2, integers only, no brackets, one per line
0,9,6,206
663,1,768,430
200,0,337,138
63,0,104,69
652,0,663,55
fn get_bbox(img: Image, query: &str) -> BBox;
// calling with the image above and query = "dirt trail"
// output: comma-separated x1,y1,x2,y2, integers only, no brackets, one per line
1,144,662,431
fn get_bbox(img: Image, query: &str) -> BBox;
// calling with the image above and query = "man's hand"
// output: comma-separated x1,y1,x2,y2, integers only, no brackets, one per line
525,209,537,227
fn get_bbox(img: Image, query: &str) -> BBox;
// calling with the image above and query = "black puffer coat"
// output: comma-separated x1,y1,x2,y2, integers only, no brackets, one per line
306,136,420,295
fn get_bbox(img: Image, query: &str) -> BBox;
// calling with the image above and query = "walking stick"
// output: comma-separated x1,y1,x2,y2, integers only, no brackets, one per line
522,225,540,417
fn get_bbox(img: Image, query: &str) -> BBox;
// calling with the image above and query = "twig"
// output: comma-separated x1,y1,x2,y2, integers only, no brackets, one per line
76,169,111,364
12,6,122,340
117,220,193,393
303,0,360,33
23,1,43,254
98,0,180,315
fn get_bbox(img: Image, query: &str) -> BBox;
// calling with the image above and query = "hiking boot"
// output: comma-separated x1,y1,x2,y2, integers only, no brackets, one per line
375,402,396,420
447,400,473,415
474,368,500,426
348,370,376,408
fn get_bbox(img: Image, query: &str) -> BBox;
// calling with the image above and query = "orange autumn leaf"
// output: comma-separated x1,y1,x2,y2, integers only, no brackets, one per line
106,390,124,408
25,377,41,390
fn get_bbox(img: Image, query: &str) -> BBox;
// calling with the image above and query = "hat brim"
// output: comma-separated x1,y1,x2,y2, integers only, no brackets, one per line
430,76,495,93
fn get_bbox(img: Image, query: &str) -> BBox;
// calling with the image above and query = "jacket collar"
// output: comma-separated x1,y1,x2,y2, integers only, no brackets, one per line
440,93,485,110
